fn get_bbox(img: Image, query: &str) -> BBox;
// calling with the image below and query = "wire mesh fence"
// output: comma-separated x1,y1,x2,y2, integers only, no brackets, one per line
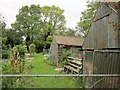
1,74,120,88
1,75,83,88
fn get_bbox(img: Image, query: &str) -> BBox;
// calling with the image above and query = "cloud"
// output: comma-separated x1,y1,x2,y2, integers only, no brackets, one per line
0,0,88,29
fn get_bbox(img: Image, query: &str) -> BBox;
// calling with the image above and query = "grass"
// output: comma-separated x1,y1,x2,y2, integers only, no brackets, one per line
25,53,81,88
28,53,58,74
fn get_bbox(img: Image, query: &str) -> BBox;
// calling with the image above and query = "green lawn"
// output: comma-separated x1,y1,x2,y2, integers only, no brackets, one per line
25,53,82,88
28,53,58,74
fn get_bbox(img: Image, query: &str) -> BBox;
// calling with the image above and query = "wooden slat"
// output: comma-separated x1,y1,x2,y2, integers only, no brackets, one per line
67,60,82,65
67,62,82,70
64,57,82,74
64,65,79,73
68,57,82,61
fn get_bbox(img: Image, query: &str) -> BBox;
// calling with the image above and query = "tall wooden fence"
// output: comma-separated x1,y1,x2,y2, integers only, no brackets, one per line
83,50,120,88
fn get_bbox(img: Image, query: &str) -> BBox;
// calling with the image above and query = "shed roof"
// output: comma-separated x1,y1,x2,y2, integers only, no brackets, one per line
53,35,84,46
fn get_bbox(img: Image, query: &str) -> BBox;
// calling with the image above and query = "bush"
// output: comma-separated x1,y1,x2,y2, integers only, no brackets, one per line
2,62,28,88
45,36,53,49
2,45,30,88
9,45,27,73
29,43,36,57
2,50,10,59
60,49,71,67
13,45,27,59
63,49,71,61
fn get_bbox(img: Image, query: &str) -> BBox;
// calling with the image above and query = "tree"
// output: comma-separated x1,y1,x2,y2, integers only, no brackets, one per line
1,13,6,49
11,5,41,52
12,4,66,52
65,28,77,36
0,13,6,30
40,5,66,35
5,29,23,48
76,1,99,34
0,13,10,59
45,35,53,49
0,13,23,49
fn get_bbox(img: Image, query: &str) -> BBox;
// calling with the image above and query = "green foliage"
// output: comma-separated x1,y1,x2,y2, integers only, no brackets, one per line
26,54,81,88
65,28,77,36
1,16,13,59
46,60,56,67
12,4,66,52
77,1,99,34
29,43,36,57
9,45,27,73
6,29,23,47
62,48,71,67
2,62,32,88
63,49,71,61
46,36,53,43
2,50,10,59
0,13,6,30
34,41,44,53
2,76,18,88
14,45,27,59
2,28,23,50
45,36,53,49
2,45,31,88
2,62,26,88
60,48,71,67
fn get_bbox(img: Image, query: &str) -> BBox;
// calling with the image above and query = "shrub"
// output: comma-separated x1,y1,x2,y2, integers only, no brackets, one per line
14,45,27,59
2,45,30,88
2,50,10,59
9,45,27,72
2,44,11,59
29,43,36,57
63,49,71,61
2,62,28,88
60,49,71,67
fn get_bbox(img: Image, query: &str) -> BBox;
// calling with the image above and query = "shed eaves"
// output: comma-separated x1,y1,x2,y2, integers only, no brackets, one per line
54,35,84,46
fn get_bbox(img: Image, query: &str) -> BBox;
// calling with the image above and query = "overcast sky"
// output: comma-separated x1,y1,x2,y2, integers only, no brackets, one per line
0,0,88,29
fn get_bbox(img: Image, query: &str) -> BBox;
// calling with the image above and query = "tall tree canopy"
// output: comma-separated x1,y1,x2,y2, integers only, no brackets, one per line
12,4,66,52
76,1,99,35
1,13,5,49
65,28,77,36
1,13,22,51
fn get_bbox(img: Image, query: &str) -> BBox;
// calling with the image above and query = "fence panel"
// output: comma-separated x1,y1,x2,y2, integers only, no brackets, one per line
83,50,120,88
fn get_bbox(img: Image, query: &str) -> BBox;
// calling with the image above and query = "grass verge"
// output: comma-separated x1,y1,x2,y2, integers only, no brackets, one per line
25,53,81,88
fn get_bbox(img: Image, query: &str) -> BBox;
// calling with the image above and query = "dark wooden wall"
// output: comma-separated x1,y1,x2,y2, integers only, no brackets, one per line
82,2,120,88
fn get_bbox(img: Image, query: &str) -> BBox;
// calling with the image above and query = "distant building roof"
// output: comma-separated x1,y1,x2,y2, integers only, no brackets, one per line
53,35,84,46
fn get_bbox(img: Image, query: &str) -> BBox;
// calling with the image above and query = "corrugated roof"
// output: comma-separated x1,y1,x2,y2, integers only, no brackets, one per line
53,35,84,46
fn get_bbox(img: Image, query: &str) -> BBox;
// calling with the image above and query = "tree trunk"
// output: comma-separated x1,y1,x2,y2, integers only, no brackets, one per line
26,35,30,53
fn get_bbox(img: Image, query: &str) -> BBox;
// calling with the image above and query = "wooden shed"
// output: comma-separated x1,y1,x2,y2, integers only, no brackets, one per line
49,35,84,67
82,2,120,88
83,2,120,50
